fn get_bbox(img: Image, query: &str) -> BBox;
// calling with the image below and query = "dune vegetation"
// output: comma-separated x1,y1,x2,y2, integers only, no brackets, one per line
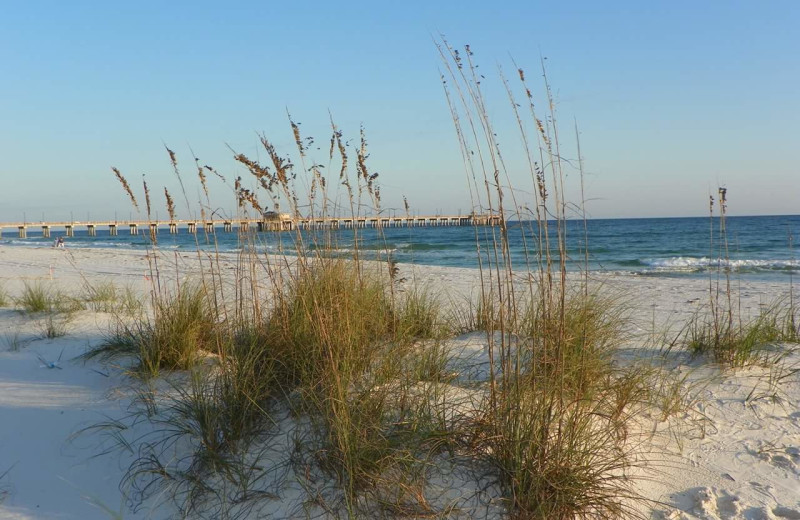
61,42,800,520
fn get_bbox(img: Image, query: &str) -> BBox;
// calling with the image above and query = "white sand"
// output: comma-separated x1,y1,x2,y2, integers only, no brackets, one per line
1,245,799,519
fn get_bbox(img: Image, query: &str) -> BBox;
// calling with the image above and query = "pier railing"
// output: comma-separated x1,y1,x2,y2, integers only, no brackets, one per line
0,214,501,238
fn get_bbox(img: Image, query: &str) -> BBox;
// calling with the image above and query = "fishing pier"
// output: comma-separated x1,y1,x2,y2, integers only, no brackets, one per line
0,214,500,238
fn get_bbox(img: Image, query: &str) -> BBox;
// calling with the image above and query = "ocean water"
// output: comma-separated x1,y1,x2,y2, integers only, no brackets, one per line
2,215,799,280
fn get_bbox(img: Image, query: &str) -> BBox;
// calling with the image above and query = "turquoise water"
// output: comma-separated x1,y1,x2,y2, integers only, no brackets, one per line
3,215,799,280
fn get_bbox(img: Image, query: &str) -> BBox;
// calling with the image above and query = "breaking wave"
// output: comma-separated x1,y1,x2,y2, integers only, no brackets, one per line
638,256,799,273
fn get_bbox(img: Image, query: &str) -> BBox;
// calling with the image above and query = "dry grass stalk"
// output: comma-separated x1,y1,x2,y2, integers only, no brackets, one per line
164,187,176,221
111,167,139,211
437,39,650,518
142,175,152,219
195,157,209,199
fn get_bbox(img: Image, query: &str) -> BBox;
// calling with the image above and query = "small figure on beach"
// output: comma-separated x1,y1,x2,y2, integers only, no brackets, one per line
56,237,64,248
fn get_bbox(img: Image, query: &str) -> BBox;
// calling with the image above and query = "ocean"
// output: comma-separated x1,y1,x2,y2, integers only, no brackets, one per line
2,215,799,280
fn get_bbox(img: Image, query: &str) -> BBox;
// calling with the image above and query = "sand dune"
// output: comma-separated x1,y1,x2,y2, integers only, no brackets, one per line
0,246,798,518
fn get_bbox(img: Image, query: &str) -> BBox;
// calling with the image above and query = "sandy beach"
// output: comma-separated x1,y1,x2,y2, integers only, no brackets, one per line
1,245,799,519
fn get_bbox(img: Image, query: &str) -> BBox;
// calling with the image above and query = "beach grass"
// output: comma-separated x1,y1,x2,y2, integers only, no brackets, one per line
16,282,53,313
684,300,799,368
434,38,651,518
681,190,800,368
82,280,119,313
73,42,702,519
2,330,31,351
91,259,458,517
40,310,71,339
88,283,216,376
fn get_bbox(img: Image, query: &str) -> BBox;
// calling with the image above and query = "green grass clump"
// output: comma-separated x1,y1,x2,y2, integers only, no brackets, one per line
82,281,143,315
471,287,639,519
92,284,217,376
519,289,627,394
16,282,53,313
685,300,799,367
41,311,71,338
102,261,450,517
83,280,119,312
108,321,284,518
451,291,501,333
262,260,451,514
483,384,633,519
266,260,395,389
395,286,449,340
14,282,83,314
119,285,144,316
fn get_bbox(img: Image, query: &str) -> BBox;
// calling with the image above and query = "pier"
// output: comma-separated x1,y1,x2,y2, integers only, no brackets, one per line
0,214,501,238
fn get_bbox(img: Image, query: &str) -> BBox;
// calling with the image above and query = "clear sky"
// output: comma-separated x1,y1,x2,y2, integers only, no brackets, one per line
1,0,797,222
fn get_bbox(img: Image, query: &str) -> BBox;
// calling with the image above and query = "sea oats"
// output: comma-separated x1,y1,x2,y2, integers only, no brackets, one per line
111,167,139,211
164,187,176,221
142,176,152,218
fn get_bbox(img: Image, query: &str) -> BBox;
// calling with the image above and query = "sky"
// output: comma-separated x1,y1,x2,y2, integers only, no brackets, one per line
0,0,798,222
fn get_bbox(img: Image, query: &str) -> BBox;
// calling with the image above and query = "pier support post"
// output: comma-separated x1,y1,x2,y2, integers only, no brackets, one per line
42,226,50,238
149,223,158,240
169,223,177,234
187,222,196,234
129,224,138,235
205,222,214,234
223,222,232,232
109,225,117,236
65,225,74,237
88,225,96,237
18,226,26,238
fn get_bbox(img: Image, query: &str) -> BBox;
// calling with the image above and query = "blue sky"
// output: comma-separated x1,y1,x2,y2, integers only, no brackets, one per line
1,0,797,221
